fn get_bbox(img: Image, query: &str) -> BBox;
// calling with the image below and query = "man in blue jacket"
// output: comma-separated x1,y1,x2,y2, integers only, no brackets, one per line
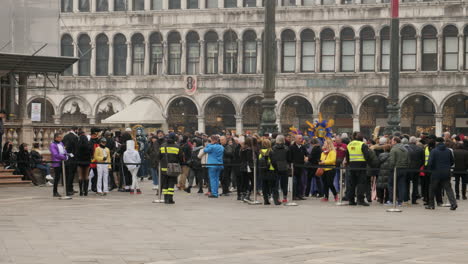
203,135,224,198
426,137,457,210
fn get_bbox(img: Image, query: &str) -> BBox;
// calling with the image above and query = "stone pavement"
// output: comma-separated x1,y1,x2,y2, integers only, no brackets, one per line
0,182,467,264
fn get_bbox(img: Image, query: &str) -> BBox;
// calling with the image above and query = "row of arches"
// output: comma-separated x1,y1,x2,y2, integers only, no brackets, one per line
28,92,468,136
62,23,468,76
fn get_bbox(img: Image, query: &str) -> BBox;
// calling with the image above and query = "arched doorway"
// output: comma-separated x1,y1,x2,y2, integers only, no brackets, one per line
27,99,55,123
359,96,388,138
401,95,435,135
320,95,353,134
280,96,313,133
205,97,236,135
167,98,198,134
242,96,262,133
442,94,468,134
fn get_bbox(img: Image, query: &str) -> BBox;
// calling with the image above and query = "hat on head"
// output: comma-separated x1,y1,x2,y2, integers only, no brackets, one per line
100,138,107,143
125,128,132,132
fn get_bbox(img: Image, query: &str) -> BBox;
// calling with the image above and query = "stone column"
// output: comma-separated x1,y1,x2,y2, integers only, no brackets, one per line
53,115,61,125
108,41,114,75
354,37,360,73
109,0,114,11
73,43,79,75
90,0,96,12
235,115,243,135
352,114,360,132
199,40,205,74
276,39,282,73
18,73,33,146
90,42,96,76
295,38,301,73
256,0,263,7
218,40,224,74
73,0,79,12
375,35,381,72
237,40,243,74
162,41,168,75
162,0,169,9
200,0,206,8
237,0,243,7
144,40,150,75
435,113,443,137
335,37,340,73
335,0,340,5
197,116,205,133
416,34,421,71
276,116,282,133
458,34,464,71
88,115,96,125
437,34,443,71
315,37,320,72
181,0,187,9
218,0,224,8
128,0,133,10
126,42,132,75
181,40,187,75
256,38,262,74
145,0,151,10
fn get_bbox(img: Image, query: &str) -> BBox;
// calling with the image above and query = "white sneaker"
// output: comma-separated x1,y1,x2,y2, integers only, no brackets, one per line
152,185,159,190
45,175,53,181
46,182,53,187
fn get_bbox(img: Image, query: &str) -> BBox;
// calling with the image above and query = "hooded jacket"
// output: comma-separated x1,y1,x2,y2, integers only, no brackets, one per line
428,143,454,180
389,143,410,169
271,143,289,172
50,141,68,168
123,140,141,171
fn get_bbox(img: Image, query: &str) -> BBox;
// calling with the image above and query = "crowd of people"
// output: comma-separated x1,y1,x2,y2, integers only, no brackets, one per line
5,124,468,210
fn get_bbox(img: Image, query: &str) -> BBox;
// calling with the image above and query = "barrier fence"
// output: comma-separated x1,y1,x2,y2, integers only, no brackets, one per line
8,159,467,212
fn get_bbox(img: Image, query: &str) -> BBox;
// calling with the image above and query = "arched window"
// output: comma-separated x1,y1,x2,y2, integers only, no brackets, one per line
169,0,181,9
401,25,417,71
131,34,145,75
96,34,109,76
320,28,335,72
113,34,127,76
301,29,315,72
282,0,296,5
186,32,200,74
133,0,144,10
281,29,296,73
380,26,390,71
421,25,437,71
360,27,375,72
79,0,90,11
114,0,127,11
188,0,198,8
244,0,256,7
205,31,219,74
206,0,218,8
168,32,181,75
61,0,73,12
225,0,237,7
61,34,74,76
341,28,355,72
443,25,459,71
465,26,468,70
243,30,257,74
78,34,91,76
224,31,238,74
96,0,108,11
151,0,162,9
150,32,163,75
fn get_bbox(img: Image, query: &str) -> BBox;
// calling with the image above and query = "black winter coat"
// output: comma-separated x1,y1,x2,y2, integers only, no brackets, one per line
428,143,454,180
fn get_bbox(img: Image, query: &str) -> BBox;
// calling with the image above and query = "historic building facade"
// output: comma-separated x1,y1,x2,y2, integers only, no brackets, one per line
27,0,468,136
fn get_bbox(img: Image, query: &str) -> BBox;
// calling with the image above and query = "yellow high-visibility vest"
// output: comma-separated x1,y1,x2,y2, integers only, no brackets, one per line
347,141,365,162
424,147,430,166
259,149,275,171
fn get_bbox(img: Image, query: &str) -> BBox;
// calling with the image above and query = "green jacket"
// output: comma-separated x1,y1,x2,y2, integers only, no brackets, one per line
389,144,409,169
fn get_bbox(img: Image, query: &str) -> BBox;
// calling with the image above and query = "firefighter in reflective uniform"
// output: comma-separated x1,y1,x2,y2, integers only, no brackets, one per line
157,135,184,204
345,133,371,206
259,140,281,205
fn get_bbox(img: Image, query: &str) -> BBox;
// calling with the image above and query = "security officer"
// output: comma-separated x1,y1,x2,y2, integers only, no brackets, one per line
157,134,184,204
345,132,371,206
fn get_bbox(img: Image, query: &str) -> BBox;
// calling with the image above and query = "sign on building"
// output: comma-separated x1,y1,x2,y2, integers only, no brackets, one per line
31,103,41,122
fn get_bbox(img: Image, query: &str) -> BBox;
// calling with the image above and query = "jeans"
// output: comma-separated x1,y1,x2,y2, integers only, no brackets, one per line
208,166,223,197
151,168,159,185
35,164,51,176
388,170,407,203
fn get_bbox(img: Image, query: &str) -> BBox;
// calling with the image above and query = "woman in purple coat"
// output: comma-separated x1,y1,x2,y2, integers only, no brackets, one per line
50,133,68,197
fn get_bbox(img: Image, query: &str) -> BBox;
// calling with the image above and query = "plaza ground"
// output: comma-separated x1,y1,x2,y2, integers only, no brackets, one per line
0,182,467,264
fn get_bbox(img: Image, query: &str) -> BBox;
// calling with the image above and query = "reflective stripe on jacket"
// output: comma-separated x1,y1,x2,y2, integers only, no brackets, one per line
347,141,365,162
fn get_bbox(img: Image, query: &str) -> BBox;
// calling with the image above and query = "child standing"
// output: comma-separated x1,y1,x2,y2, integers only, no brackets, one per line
94,138,111,196
124,140,142,194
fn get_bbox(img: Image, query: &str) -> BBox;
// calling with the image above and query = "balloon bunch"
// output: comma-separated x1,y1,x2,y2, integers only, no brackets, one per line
306,113,334,145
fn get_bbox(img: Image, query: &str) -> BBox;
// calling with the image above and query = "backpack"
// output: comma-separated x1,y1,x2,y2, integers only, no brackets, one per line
189,148,202,169
258,152,271,170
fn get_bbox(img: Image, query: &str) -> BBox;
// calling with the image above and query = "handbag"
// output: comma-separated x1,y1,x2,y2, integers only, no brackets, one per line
165,147,181,177
315,168,324,177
